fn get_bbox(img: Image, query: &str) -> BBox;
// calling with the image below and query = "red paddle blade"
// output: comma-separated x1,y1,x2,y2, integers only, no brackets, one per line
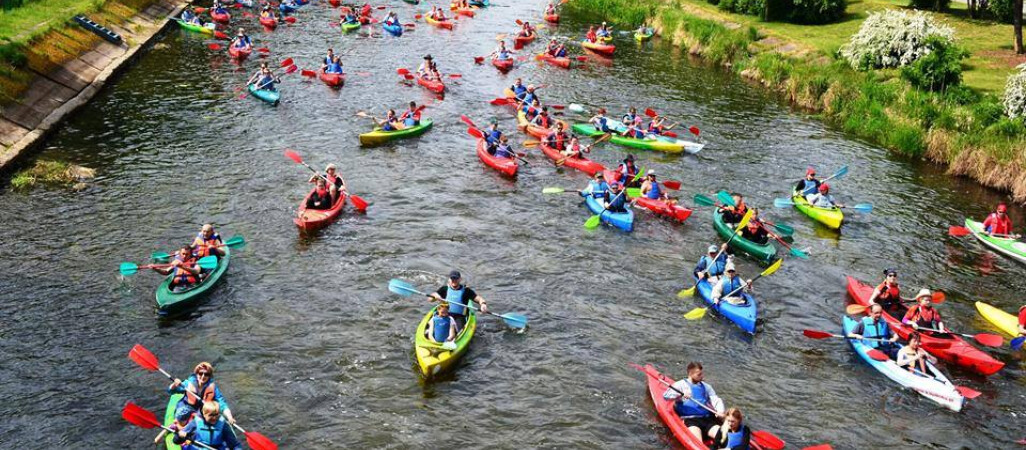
376,5,386,8
468,127,485,139
490,98,510,106
403,73,414,80
243,431,279,450
515,19,523,25
207,43,223,51
549,104,565,110
279,57,294,67
931,292,945,303
460,115,477,128
644,107,657,118
122,402,161,429
974,333,1005,347
414,13,423,19
301,69,316,77
751,430,786,450
349,195,369,212
214,31,229,39
396,68,410,75
802,329,836,340
689,126,700,136
243,12,255,17
194,7,207,13
627,362,660,380
448,73,462,78
866,349,890,361
576,56,588,61
662,131,678,138
284,64,298,74
662,180,681,190
956,385,982,399
257,47,270,53
284,16,297,23
473,56,485,64
128,344,160,371
948,226,971,236
284,149,303,164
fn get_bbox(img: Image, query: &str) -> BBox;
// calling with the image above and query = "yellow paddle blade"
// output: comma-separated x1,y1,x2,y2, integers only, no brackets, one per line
584,214,601,229
523,140,540,147
735,209,754,233
846,304,868,315
760,258,783,277
683,307,707,320
676,286,695,298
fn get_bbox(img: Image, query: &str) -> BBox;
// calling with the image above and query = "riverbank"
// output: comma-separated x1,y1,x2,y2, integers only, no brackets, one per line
0,0,186,172
566,0,1026,201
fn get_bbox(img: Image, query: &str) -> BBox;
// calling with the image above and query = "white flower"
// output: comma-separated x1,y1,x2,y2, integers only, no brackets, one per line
840,10,954,70
1003,64,1026,119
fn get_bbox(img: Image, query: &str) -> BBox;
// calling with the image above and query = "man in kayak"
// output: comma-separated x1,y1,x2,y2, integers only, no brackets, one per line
399,101,421,127
794,167,821,196
805,184,843,208
518,21,536,40
383,11,401,27
982,203,1017,237
543,122,569,151
740,216,770,245
530,106,552,128
426,302,458,344
428,271,488,329
181,7,205,25
490,40,514,63
693,244,729,283
896,332,936,374
637,170,676,205
168,362,236,428
603,182,629,213
376,110,404,132
721,193,747,224
868,269,904,313
247,62,279,91
582,171,609,198
231,28,252,51
711,408,752,450
711,262,749,305
589,108,615,133
152,246,202,291
173,402,242,450
416,54,436,80
616,155,640,187
847,303,900,358
192,224,225,259
509,78,527,100
596,21,612,40
321,48,336,71
662,362,726,443
902,289,946,332
621,119,646,139
484,120,503,146
324,55,344,75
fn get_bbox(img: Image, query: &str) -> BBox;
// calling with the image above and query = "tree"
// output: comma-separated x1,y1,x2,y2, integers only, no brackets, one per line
1016,0,1024,53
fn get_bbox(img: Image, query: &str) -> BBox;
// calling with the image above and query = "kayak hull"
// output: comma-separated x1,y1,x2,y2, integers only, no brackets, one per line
581,40,615,56
583,191,634,232
155,248,231,314
294,190,346,233
516,110,567,139
538,53,571,69
451,5,475,17
965,218,1026,264
319,70,345,87
259,16,277,28
792,191,843,229
540,143,605,176
228,45,252,60
635,30,654,41
846,276,1005,376
476,139,517,177
644,365,714,450
544,14,559,23
695,275,758,333
425,15,454,30
842,315,965,412
633,193,693,222
210,10,231,23
163,394,185,450
514,34,536,50
383,23,403,36
975,301,1020,337
247,84,280,105
571,123,704,154
492,58,514,72
416,75,445,94
341,21,361,32
712,209,776,262
415,306,476,377
175,19,214,35
359,119,434,146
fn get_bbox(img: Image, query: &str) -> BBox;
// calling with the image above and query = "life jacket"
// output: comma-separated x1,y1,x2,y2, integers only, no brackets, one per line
645,182,661,199
194,232,221,258
622,113,636,123
400,109,420,125
672,380,712,418
258,75,274,89
512,85,527,99
718,276,744,299
325,173,342,191
588,180,608,198
586,30,597,42
647,122,663,134
798,179,819,196
486,128,502,144
618,163,637,181
555,47,567,57
906,305,941,329
859,316,890,349
874,282,900,306
698,254,725,277
533,114,550,128
445,285,467,316
498,50,512,60
984,212,1013,235
495,144,514,158
172,254,198,286
522,92,538,106
188,415,232,447
594,116,612,132
546,131,566,150
431,315,452,343
725,427,746,448
605,190,627,212
184,377,218,408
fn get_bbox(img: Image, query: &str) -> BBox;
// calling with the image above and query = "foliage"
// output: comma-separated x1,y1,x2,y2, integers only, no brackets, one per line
840,10,955,70
900,36,969,91
776,0,847,24
718,0,764,17
987,0,1015,24
908,0,951,12
1003,64,1026,119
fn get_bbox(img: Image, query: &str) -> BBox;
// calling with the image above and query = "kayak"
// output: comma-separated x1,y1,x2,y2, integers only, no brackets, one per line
450,5,475,17
174,18,215,35
358,118,433,146
415,305,476,377
163,393,185,450
247,84,280,105
514,33,536,50
341,20,361,32
635,29,655,41
476,139,518,177
846,276,1005,376
792,191,843,229
964,218,1026,264
694,275,758,333
156,248,231,314
319,69,345,87
516,110,566,139
544,13,559,23
582,40,615,56
537,53,571,69
571,123,704,154
712,209,777,262
624,185,693,222
210,9,230,23
582,190,634,232
383,22,403,36
425,14,454,30
842,315,965,412
975,301,1021,337
279,3,297,13
540,143,606,176
597,34,613,42
492,58,514,72
416,75,445,94
403,0,420,3
643,365,719,449
228,45,252,60
259,16,277,29
295,190,346,233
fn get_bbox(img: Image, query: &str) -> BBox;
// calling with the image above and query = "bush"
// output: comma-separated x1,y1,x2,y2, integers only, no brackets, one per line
1003,64,1026,119
908,0,951,11
776,0,847,24
707,0,721,5
944,85,980,105
988,0,1015,23
840,10,955,70
718,0,765,17
900,36,968,91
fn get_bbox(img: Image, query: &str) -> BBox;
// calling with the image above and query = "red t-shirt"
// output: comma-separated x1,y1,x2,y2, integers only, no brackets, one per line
982,213,1013,235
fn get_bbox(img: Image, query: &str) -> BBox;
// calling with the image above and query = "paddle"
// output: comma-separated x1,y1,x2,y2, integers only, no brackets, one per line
774,197,873,213
916,326,1004,347
388,279,528,330
948,225,1021,239
760,219,794,236
677,208,754,299
683,307,707,320
120,255,217,276
584,182,632,229
802,329,903,345
122,402,217,450
284,149,368,212
1012,336,1025,350
151,236,246,263
542,187,583,194
759,222,809,259
720,258,782,300
467,127,529,163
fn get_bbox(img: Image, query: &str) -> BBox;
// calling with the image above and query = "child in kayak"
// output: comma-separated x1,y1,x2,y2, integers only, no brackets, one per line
806,184,843,208
426,302,458,343
490,135,515,159
247,62,279,91
710,408,751,450
530,107,552,128
585,25,598,43
151,246,201,291
721,193,747,224
847,303,900,359
305,178,334,210
740,217,770,245
173,402,242,450
308,163,347,203
896,332,936,374
982,203,1017,237
662,362,725,443
616,155,640,187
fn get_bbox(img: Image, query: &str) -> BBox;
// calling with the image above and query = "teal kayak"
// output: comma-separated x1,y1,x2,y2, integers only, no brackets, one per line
248,84,280,105
155,248,230,315
712,209,776,262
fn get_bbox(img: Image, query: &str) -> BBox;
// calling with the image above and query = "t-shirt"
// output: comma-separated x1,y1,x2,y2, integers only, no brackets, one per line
435,285,477,314
1018,306,1026,328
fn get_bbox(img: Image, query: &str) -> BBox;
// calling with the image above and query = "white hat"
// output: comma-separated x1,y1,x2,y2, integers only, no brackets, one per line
707,244,718,253
725,262,736,272
647,169,656,176
915,289,932,300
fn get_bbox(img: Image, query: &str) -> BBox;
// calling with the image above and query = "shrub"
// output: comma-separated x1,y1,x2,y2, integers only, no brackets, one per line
988,0,1015,24
900,36,968,91
944,85,980,105
840,10,954,70
718,0,765,17
908,0,951,12
707,0,721,5
986,117,1025,137
1003,64,1026,119
777,0,847,24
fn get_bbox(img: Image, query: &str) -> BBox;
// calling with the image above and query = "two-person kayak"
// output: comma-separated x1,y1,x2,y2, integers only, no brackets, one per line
790,191,843,229
537,53,571,69
581,190,634,232
694,275,758,333
712,209,776,262
624,186,693,223
571,123,704,154
581,40,615,56
476,139,518,177
539,143,606,176
975,301,1021,337
156,248,231,315
319,70,345,87
174,19,215,35
358,118,434,146
247,84,280,105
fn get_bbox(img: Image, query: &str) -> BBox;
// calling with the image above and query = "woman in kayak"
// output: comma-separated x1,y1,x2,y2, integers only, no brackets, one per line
305,178,334,210
426,302,458,343
585,25,598,43
621,119,646,139
603,182,630,213
637,170,677,205
152,246,201,291
982,203,1016,237
721,193,747,224
902,289,946,332
168,362,236,428
428,270,488,329
868,268,904,313
806,184,844,208
896,332,937,374
582,171,609,198
544,122,569,151
399,101,421,127
711,407,751,450
308,163,346,203
191,224,224,260
589,108,615,133
247,62,279,91
662,362,726,443
376,110,404,131
518,21,536,39
740,217,769,245
622,107,639,124
560,136,592,159
711,262,749,305
847,303,900,359
794,167,822,196
173,402,242,450
596,22,612,39
231,28,252,51
694,244,729,283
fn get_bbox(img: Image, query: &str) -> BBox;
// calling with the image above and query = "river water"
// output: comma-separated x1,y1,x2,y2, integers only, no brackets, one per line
1,0,1024,448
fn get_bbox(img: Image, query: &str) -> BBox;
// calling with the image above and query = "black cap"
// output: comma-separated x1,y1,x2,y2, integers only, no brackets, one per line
625,154,635,161
449,270,461,280
424,54,433,60
884,268,897,276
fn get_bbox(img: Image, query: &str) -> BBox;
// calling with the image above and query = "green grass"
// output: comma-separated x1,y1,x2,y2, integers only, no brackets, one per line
0,0,106,47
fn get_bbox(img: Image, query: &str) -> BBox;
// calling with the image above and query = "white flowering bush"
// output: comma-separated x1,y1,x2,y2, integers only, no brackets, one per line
840,10,954,70
1003,64,1026,119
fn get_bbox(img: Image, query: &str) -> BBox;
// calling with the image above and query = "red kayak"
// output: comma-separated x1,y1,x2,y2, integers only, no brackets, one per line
538,53,571,69
476,139,517,177
514,33,536,50
846,276,1004,376
416,75,445,94
319,70,345,87
540,143,605,176
452,6,475,17
294,190,346,233
228,45,252,60
210,10,231,23
544,14,559,23
644,365,716,449
492,58,514,72
259,16,278,29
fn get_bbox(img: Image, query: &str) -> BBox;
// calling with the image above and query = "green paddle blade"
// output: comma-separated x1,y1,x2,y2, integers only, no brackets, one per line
767,221,794,236
151,252,171,263
119,262,140,276
633,166,647,183
196,255,219,270
224,235,246,249
716,190,735,207
542,187,566,194
693,194,716,207
626,187,642,198
790,247,809,259
677,286,696,298
584,214,602,229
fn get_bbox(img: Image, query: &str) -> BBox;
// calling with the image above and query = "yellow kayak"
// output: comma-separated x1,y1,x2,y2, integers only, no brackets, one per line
975,301,1020,337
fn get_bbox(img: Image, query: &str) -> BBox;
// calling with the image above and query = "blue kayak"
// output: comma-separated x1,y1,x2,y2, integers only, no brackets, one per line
582,192,634,232
248,84,280,105
383,22,403,36
279,3,297,13
694,275,758,334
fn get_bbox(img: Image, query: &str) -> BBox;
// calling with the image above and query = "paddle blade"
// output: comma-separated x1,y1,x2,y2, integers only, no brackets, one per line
802,329,838,340
689,126,700,136
301,69,316,78
490,98,511,106
279,58,294,67
151,252,171,263
448,74,462,79
500,313,528,329
523,140,540,148
257,47,270,53
242,431,279,450
751,430,786,450
662,180,681,190
845,304,868,315
736,209,754,231
1011,336,1025,350
284,16,296,23
693,194,716,207
473,56,485,64
388,279,422,297
948,226,971,237
865,348,890,361
974,333,1005,347
768,221,794,235
662,131,678,138
397,68,410,75
284,149,304,165
683,307,707,320
584,214,601,229
208,43,223,51
349,194,369,212
644,108,657,118
224,235,246,249
790,247,809,259
284,64,298,74
197,255,219,270
931,291,945,303
801,445,834,450
542,187,566,194
761,259,783,277
128,344,160,371
119,262,139,276
676,286,695,298
467,127,485,139
831,165,849,180
460,114,477,129
717,190,735,207
852,203,873,213
214,31,229,40
774,197,795,208
122,402,161,429
956,385,982,399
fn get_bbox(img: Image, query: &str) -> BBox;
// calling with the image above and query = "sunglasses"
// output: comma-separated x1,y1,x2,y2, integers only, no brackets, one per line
196,372,210,377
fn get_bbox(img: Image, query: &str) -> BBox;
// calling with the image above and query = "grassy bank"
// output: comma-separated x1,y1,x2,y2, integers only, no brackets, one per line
0,0,161,103
565,0,1026,200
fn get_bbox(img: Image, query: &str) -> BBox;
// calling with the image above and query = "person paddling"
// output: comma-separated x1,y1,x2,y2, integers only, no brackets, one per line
621,119,646,139
543,122,569,151
192,224,225,259
428,271,488,329
490,135,516,159
484,119,504,146
340,7,359,25
490,40,514,63
603,182,629,213
509,78,527,100
581,171,609,198
615,155,640,188
794,167,822,196
622,107,639,125
694,244,729,283
530,106,552,128
399,101,421,127
662,362,726,444
173,402,242,450
427,5,449,21
585,25,598,43
181,7,205,25
589,108,614,133
376,110,403,131
982,203,1017,237
168,362,236,428
596,21,612,40
647,115,672,136
247,62,279,91
847,303,900,359
896,331,936,374
307,163,346,204
721,193,747,224
383,11,401,27
805,184,843,208
711,407,752,450
231,28,252,52
520,84,540,107
544,2,557,16
560,136,590,159
902,289,946,332
711,262,749,305
867,268,903,312
740,215,769,245
426,302,458,343
638,170,676,205
518,21,536,40
152,246,201,291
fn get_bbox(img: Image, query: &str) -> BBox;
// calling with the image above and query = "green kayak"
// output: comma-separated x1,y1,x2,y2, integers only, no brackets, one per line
155,248,230,315
163,394,184,450
359,118,433,146
792,191,843,229
341,20,361,32
713,209,776,262
248,84,280,106
570,123,704,154
965,218,1026,264
174,18,214,35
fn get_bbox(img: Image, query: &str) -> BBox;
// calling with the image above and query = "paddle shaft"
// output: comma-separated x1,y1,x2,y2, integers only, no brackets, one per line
411,286,516,325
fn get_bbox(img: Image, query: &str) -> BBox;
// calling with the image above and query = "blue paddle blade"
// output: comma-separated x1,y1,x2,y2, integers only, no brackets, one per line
388,278,422,297
1011,336,1025,350
853,203,873,213
151,252,171,263
768,221,794,235
773,197,795,208
501,313,528,329
716,190,735,207
832,165,849,180
196,256,219,270
119,262,139,276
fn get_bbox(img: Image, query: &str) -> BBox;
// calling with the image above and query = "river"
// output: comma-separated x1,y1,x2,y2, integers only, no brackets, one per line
0,0,1023,447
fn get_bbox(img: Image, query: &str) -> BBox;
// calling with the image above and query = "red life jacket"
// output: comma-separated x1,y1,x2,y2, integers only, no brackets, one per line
875,282,900,302
548,131,566,150
400,109,420,121
535,115,550,128
905,304,941,328
193,233,220,258
186,380,218,407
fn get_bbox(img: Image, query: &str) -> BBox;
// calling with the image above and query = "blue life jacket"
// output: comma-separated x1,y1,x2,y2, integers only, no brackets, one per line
595,117,612,133
727,428,745,448
673,381,712,418
324,55,334,66
344,14,357,22
495,144,514,158
718,276,744,299
234,36,251,48
327,62,343,74
589,180,608,198
498,50,511,60
186,415,235,449
431,315,452,342
622,113,636,123
798,179,819,196
512,85,527,98
445,285,467,315
606,191,627,212
182,11,196,21
859,317,890,349
486,129,502,145
697,254,726,277
258,75,275,90
382,119,398,131
646,182,661,199
555,48,567,57
522,92,538,105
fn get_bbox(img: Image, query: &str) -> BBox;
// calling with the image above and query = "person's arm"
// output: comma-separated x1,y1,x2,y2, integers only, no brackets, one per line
694,258,708,278
173,419,198,444
446,320,457,342
846,321,865,340
705,384,725,415
662,379,689,400
901,306,918,327
430,286,446,302
466,288,487,313
425,319,436,342
710,280,724,304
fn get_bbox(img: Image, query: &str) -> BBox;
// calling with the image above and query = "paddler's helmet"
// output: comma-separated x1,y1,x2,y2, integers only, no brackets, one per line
818,183,829,193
